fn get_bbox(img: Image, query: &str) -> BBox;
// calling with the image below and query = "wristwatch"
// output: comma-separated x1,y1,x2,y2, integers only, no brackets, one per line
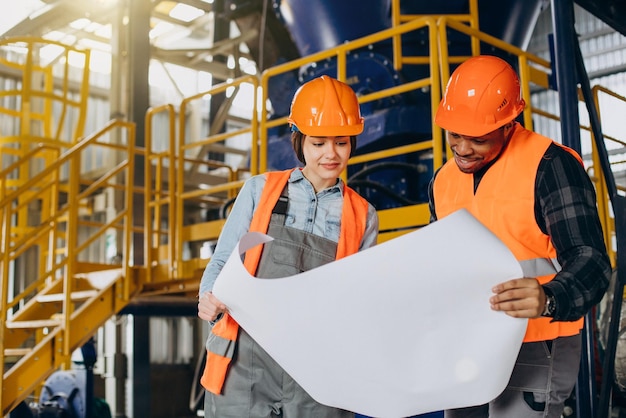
542,292,556,317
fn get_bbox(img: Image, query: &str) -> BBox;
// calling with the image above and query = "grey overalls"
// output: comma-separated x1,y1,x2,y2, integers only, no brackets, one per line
205,189,355,418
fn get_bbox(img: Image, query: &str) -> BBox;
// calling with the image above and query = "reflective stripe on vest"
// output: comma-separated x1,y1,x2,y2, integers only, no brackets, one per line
519,257,560,278
433,124,584,343
201,168,370,394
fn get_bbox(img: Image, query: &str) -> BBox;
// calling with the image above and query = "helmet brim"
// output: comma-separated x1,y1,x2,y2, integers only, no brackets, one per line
295,122,364,137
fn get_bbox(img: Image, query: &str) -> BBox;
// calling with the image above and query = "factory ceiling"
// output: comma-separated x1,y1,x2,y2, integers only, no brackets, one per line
0,0,258,81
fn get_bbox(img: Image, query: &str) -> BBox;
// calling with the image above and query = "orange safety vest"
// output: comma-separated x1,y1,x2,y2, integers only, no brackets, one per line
433,124,584,343
201,168,370,394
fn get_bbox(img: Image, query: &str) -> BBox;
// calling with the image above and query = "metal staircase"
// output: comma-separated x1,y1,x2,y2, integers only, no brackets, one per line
0,38,259,415
0,37,139,415
0,118,138,415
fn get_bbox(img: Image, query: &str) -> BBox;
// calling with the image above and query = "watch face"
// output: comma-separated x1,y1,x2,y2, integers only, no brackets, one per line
542,295,555,317
547,295,555,315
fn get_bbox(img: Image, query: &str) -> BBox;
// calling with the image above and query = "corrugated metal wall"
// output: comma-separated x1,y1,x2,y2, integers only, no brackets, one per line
528,3,626,185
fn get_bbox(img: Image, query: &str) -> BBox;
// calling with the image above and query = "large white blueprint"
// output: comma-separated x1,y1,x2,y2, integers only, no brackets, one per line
212,209,527,417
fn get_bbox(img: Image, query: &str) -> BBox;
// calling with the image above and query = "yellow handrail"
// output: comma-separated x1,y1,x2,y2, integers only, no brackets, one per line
260,16,444,176
590,85,626,265
0,119,136,413
143,75,260,283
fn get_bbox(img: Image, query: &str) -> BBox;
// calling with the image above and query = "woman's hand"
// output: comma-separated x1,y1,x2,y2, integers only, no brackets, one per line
198,292,227,322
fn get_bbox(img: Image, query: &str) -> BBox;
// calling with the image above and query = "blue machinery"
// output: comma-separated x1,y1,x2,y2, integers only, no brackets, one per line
9,341,112,418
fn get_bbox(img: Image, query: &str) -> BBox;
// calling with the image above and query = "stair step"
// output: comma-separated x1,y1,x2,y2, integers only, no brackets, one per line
6,319,61,329
4,348,31,356
36,289,98,303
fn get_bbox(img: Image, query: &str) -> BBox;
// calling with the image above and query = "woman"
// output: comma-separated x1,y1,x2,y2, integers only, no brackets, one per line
197,75,379,418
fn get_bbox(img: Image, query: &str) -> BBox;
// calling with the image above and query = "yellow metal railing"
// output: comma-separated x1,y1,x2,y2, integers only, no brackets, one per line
435,15,621,264
0,119,136,415
145,103,177,285
0,37,91,279
144,75,259,287
0,37,90,144
589,85,626,265
392,0,481,70
260,16,444,241
261,16,443,174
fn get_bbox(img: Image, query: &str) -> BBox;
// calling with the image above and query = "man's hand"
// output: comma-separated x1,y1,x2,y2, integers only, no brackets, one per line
490,278,547,318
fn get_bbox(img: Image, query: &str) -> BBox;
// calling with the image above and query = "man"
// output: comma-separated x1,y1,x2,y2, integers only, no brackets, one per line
428,55,611,418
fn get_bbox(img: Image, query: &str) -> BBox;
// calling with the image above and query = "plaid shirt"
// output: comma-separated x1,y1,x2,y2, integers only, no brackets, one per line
429,142,611,322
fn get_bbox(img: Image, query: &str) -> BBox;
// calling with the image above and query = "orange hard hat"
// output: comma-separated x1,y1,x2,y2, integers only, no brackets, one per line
435,55,526,137
288,75,364,136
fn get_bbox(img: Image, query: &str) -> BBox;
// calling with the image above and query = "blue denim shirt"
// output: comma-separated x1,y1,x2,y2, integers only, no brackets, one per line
199,169,379,294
